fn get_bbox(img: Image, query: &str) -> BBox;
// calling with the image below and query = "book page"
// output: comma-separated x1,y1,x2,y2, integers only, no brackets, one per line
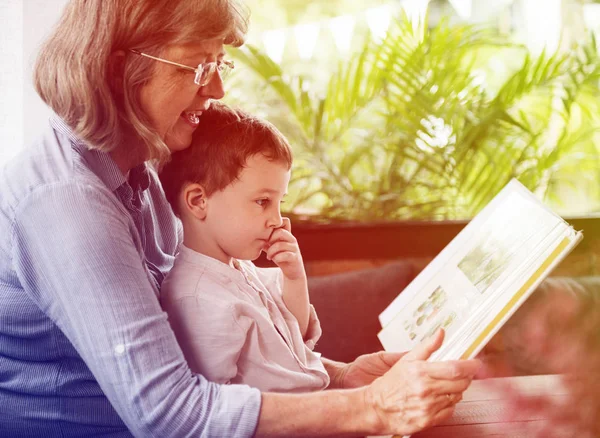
378,268,477,351
378,180,579,355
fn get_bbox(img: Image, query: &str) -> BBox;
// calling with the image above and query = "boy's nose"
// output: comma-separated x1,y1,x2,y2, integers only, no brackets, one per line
267,211,283,228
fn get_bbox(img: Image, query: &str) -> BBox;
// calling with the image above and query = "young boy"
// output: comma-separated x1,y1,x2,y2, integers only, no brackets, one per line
159,103,329,393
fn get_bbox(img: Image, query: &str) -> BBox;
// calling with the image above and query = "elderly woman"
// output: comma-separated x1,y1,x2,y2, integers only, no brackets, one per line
0,0,480,436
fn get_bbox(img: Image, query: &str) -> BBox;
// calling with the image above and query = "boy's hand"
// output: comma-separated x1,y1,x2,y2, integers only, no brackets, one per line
264,218,306,281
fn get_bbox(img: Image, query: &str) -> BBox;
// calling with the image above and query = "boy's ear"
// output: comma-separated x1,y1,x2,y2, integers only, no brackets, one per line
181,183,209,220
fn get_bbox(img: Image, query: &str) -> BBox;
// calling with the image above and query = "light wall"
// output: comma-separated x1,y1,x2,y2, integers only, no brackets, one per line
0,0,23,165
0,0,68,166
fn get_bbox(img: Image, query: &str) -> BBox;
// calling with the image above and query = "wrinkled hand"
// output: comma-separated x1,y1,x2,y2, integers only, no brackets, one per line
335,351,407,388
264,218,305,281
363,329,481,436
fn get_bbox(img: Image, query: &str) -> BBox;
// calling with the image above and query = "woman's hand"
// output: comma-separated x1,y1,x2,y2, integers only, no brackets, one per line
332,351,407,388
363,329,481,435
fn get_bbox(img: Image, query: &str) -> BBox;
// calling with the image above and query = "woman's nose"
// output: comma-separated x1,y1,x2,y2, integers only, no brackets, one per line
199,72,225,100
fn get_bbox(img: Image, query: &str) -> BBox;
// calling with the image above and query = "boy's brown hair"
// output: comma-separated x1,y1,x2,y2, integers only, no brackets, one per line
159,102,293,216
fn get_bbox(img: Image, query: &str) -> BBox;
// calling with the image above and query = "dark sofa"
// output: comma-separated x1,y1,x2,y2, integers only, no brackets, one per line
308,261,600,376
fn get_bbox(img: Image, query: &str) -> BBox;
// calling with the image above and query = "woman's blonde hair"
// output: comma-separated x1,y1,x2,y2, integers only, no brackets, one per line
34,0,248,162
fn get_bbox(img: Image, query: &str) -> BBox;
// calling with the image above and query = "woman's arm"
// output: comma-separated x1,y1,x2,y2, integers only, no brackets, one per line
13,183,261,437
257,329,481,437
259,387,378,437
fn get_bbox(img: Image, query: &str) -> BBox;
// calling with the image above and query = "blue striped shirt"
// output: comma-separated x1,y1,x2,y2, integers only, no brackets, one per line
0,117,261,437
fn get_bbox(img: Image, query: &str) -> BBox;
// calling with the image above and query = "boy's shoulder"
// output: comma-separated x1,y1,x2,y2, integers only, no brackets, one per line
163,249,240,297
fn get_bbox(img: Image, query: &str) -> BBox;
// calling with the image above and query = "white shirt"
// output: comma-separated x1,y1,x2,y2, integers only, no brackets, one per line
161,245,330,393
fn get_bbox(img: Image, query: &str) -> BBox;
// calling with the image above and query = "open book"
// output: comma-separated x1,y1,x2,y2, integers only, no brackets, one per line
377,179,582,361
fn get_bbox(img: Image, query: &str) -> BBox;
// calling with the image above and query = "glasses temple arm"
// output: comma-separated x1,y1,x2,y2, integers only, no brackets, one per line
129,49,198,73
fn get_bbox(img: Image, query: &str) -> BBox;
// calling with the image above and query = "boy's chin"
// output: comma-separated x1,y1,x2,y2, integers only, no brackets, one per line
231,249,263,262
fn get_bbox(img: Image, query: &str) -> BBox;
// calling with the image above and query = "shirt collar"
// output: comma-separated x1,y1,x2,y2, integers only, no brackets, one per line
178,245,247,283
129,164,151,192
50,114,150,194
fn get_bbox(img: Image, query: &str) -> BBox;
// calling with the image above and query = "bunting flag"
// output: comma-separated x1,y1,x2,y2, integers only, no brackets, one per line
521,0,561,52
583,4,600,30
258,0,430,61
448,0,472,19
329,15,355,53
401,0,430,23
262,28,286,63
469,0,515,22
366,5,393,40
294,23,320,60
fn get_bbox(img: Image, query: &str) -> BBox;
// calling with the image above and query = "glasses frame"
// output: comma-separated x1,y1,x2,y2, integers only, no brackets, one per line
129,49,234,86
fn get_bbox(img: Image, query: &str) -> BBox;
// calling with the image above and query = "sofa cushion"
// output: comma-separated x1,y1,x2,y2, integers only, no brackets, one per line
308,261,417,363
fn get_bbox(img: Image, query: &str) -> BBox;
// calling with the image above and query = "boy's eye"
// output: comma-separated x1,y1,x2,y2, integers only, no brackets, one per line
256,198,270,207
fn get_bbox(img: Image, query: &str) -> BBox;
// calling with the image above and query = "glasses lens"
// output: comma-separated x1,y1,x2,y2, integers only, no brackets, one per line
196,62,233,86
218,62,233,80
194,66,204,86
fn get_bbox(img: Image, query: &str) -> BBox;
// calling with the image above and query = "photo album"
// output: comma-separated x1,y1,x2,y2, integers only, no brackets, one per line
377,178,583,362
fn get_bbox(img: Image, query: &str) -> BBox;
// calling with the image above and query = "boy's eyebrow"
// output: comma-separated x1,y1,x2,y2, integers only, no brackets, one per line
256,188,287,195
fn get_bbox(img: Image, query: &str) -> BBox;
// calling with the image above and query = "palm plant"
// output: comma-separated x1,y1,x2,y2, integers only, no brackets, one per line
227,13,600,221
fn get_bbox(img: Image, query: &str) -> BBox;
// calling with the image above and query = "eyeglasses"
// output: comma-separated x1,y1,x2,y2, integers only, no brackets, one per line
129,49,235,87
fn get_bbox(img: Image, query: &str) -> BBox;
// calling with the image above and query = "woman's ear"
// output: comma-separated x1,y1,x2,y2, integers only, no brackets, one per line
181,183,209,220
108,50,127,95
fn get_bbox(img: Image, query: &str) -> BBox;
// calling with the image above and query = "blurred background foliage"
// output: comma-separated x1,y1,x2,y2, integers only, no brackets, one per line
225,0,600,221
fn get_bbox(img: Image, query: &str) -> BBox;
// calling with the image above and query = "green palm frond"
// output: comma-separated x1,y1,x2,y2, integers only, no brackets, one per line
230,13,600,220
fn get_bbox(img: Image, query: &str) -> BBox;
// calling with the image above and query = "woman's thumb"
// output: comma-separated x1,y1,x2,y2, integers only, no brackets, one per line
403,328,445,361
